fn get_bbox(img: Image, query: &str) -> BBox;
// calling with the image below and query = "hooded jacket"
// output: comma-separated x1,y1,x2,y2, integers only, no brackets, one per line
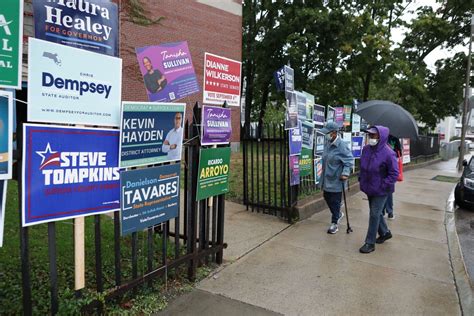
322,136,354,192
359,126,399,196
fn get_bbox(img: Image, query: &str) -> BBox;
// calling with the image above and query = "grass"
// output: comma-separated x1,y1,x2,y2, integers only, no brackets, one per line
0,180,213,314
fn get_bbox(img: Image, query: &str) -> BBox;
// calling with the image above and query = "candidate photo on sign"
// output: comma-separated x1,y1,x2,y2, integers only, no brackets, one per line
162,112,183,160
142,56,167,93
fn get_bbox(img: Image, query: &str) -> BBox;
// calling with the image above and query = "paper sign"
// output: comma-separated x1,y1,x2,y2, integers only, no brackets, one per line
201,105,232,145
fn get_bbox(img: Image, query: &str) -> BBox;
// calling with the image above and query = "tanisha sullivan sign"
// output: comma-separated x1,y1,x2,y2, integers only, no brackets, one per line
120,164,180,236
27,38,122,126
33,0,119,56
119,102,186,168
22,124,120,227
197,147,231,201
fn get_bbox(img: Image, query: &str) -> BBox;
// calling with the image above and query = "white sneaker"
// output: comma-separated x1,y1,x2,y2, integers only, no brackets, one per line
327,223,338,234
337,211,345,224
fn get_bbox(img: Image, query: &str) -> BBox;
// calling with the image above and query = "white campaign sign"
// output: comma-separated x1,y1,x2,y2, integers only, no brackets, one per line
27,38,122,126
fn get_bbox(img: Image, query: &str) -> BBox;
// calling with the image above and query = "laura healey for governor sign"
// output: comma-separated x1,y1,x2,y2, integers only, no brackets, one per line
120,164,180,236
119,102,186,168
33,0,119,56
0,0,23,89
27,38,122,127
22,124,120,226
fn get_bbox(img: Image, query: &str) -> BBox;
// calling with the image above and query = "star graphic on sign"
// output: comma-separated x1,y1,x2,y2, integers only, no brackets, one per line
36,142,57,165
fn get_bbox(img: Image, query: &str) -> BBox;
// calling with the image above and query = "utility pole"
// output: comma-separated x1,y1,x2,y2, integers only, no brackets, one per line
457,14,473,172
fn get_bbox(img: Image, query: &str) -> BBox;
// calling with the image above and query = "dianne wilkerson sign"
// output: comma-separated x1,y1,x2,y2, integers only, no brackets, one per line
33,0,118,56
136,41,199,103
197,147,231,200
0,91,13,180
119,102,186,168
27,38,122,126
121,164,180,236
203,53,242,107
0,0,23,89
201,105,232,145
22,124,120,226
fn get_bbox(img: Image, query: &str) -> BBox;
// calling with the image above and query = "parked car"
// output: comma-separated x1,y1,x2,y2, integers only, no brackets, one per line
455,157,474,209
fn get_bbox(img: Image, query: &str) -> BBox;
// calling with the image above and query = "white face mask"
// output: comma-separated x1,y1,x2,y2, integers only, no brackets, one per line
368,138,379,146
325,133,333,141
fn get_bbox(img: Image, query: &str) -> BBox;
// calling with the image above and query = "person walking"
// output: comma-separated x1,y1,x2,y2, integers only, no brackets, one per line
359,126,399,253
384,134,402,220
320,121,354,234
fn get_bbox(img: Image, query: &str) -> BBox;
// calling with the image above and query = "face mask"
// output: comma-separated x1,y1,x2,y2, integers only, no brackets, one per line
325,133,333,141
368,138,379,146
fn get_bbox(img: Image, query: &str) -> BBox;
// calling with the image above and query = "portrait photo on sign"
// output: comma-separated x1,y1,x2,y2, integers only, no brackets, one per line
0,90,13,180
120,102,186,168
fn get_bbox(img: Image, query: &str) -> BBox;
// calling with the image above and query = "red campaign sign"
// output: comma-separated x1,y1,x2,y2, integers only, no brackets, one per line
203,53,242,107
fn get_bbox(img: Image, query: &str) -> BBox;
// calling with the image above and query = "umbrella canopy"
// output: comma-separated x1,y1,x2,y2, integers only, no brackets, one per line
355,100,419,139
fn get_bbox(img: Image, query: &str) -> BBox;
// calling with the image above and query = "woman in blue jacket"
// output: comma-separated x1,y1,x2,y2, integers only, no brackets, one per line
321,122,354,234
359,126,399,253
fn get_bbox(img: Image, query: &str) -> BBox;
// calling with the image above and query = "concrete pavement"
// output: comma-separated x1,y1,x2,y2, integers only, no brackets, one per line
165,158,466,315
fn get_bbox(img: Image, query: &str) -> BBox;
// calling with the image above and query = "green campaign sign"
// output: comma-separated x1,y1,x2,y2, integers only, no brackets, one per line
299,148,312,177
197,147,231,200
0,0,23,89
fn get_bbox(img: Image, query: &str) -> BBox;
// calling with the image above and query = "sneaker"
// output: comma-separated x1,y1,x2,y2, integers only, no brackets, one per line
359,243,375,253
327,223,338,234
376,231,393,244
388,213,395,220
337,211,345,224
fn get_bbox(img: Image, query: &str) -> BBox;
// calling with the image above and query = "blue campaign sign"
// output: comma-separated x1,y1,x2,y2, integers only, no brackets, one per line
352,136,364,158
274,66,285,91
119,102,186,168
22,124,120,226
289,121,302,156
120,164,180,236
33,0,119,56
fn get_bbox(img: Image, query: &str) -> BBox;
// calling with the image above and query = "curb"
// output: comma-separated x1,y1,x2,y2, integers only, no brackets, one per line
445,186,473,315
295,157,442,221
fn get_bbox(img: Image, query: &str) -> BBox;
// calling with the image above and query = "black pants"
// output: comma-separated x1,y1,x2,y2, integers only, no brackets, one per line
323,191,342,224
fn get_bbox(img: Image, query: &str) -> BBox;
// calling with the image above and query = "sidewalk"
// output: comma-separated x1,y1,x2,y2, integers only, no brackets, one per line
165,158,464,315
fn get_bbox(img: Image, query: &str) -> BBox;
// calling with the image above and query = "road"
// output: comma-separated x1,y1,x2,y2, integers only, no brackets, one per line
455,206,474,286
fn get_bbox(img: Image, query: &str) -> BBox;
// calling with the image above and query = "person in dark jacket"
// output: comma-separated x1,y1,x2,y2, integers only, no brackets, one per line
359,126,399,253
320,121,354,234
384,134,402,219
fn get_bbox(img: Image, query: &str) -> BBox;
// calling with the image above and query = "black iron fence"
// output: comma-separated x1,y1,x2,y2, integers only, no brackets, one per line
13,104,227,315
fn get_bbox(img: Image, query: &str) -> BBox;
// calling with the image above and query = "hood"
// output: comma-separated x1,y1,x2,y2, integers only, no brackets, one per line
372,125,389,150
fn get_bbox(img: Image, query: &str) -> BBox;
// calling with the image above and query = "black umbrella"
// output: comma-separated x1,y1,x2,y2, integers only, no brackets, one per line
355,100,419,139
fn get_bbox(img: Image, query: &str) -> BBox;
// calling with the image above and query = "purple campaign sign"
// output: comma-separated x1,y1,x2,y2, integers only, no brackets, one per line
201,105,232,145
289,155,300,186
136,41,200,102
335,107,344,127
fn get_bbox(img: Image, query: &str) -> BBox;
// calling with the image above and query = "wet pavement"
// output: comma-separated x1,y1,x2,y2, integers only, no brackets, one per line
456,207,474,286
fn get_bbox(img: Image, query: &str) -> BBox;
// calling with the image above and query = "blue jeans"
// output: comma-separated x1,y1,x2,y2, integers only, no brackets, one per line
384,192,393,216
324,191,342,224
365,195,390,245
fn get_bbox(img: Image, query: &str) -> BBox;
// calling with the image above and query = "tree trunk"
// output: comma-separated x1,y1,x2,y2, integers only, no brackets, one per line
257,82,270,138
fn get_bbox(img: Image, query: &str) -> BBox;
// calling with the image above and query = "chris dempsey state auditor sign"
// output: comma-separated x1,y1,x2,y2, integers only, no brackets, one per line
22,124,120,226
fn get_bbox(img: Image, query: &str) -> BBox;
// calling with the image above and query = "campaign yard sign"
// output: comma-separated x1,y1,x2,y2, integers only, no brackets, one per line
0,0,23,89
335,107,344,128
120,164,180,236
27,38,122,126
285,91,298,130
0,91,13,180
201,105,232,145
136,41,199,103
343,105,352,127
352,136,363,158
314,157,322,185
203,53,242,107
197,147,231,200
402,138,411,164
289,121,302,156
326,106,335,123
296,91,307,119
274,66,285,91
284,65,294,98
119,102,186,168
302,120,314,149
0,180,6,247
289,155,300,186
33,0,119,56
313,104,325,127
352,114,361,133
22,124,120,227
299,148,312,177
303,91,314,121
315,130,325,154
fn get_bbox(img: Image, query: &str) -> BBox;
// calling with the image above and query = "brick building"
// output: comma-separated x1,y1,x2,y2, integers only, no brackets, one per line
21,0,242,144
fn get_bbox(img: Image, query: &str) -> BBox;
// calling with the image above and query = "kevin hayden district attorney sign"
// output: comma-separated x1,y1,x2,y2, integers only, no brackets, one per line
27,38,122,127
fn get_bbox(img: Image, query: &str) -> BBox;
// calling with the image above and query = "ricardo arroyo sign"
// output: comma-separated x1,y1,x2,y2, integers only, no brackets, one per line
119,102,186,168
27,38,122,126
203,53,242,107
22,124,120,226
121,164,180,236
33,0,119,56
